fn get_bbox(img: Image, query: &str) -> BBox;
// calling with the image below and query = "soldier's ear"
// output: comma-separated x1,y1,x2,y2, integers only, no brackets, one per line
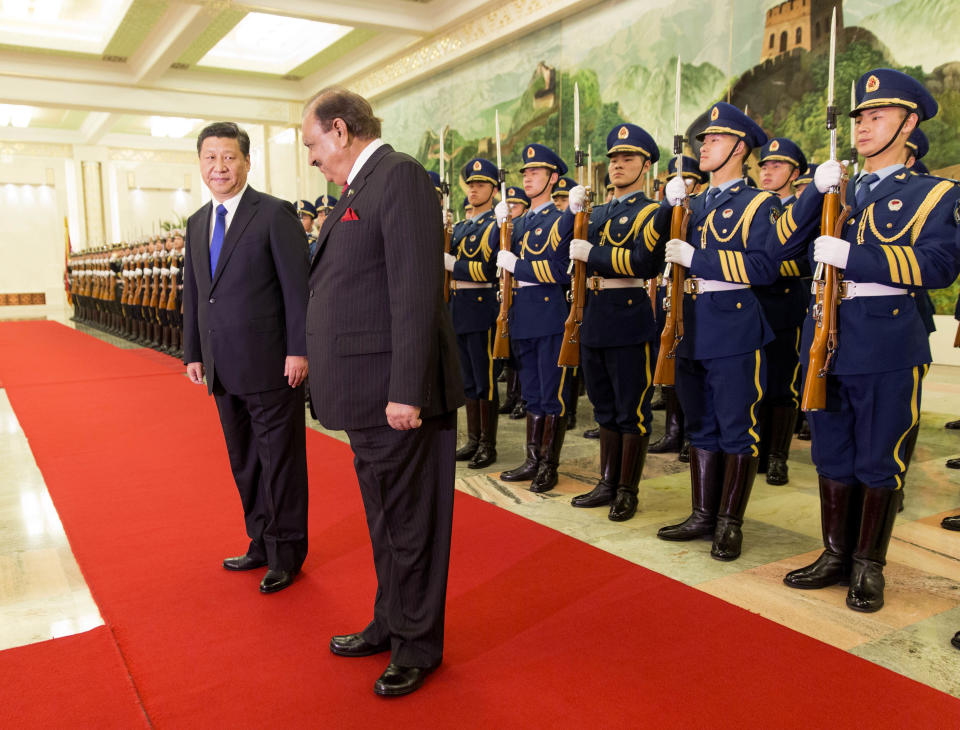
902,112,919,137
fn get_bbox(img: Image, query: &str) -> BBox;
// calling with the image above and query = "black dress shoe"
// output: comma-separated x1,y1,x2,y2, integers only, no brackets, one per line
942,515,960,531
259,568,298,594
329,633,390,657
945,419,960,429
946,457,960,470
222,554,267,571
582,426,600,439
952,631,960,650
373,663,436,697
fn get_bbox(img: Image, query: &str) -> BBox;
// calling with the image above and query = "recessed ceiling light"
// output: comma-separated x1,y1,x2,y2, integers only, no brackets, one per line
150,116,201,138
197,13,352,75
0,0,132,53
0,104,33,127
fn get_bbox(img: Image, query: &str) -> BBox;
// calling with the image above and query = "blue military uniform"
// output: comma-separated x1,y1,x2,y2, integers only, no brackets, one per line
551,176,577,208
568,124,671,521
658,102,783,562
755,137,813,485
497,185,531,419
906,128,937,334
499,144,575,492
782,68,960,612
449,158,503,469
650,155,706,457
297,199,319,258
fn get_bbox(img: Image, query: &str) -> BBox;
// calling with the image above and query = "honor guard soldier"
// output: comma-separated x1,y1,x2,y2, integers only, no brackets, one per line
498,185,532,419
650,155,707,458
494,143,575,492
315,194,338,229
905,127,930,175
781,69,960,612
444,158,502,469
567,123,671,521
297,200,319,257
793,164,816,199
755,138,811,486
656,102,782,561
429,171,444,204
603,174,615,204
551,176,577,212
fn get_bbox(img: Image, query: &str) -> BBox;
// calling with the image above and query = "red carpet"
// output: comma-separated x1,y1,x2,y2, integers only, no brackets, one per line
2,321,959,727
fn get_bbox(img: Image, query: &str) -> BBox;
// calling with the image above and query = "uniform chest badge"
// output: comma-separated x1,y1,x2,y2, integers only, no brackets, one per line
722,208,734,218
888,199,903,212
619,216,628,224
535,228,542,236
470,235,477,241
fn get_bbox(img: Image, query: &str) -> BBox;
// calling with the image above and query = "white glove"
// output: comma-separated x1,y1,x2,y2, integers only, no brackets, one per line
495,200,510,226
496,250,518,273
569,238,593,262
664,238,694,268
814,160,845,193
443,253,456,272
813,235,850,268
568,185,587,214
665,175,688,206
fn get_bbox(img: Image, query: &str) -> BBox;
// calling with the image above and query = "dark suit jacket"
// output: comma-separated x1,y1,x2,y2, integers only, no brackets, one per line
306,143,464,430
182,186,309,395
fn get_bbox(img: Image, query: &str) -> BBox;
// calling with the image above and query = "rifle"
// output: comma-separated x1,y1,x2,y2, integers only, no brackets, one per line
653,57,690,387
801,9,850,412
492,110,513,360
439,126,452,303
648,155,663,315
558,83,591,367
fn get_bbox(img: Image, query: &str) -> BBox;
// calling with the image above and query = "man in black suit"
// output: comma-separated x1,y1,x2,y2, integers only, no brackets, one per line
301,88,464,697
182,122,310,594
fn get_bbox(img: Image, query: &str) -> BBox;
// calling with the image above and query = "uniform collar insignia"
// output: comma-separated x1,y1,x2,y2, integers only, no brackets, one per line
730,186,740,193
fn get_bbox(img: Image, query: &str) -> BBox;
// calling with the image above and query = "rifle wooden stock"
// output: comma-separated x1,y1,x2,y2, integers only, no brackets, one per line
801,188,850,411
442,215,452,304
492,217,513,359
653,204,690,386
557,206,591,367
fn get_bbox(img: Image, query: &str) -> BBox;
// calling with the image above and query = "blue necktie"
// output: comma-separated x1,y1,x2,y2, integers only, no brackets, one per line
209,204,227,275
855,173,879,208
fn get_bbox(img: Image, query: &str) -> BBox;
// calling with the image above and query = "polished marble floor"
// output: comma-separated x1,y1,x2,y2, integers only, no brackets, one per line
4,316,960,699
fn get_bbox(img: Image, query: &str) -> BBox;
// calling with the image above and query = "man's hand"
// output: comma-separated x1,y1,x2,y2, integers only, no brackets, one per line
284,355,308,388
186,362,205,385
813,235,850,268
570,238,593,262
444,252,456,272
665,175,688,206
496,250,518,273
386,402,422,430
568,185,587,214
814,160,845,193
665,238,695,268
494,200,510,226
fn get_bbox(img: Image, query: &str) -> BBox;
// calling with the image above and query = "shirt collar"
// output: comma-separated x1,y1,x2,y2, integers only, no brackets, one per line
708,177,743,196
213,183,248,214
532,201,554,215
859,164,904,187
347,138,385,185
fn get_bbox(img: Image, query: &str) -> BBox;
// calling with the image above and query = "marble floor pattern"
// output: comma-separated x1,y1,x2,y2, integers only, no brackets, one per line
3,316,959,700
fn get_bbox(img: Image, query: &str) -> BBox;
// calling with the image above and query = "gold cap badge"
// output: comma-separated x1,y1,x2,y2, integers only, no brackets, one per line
710,106,719,121
618,126,629,139
526,146,535,158
866,74,880,93
472,160,482,171
769,140,780,151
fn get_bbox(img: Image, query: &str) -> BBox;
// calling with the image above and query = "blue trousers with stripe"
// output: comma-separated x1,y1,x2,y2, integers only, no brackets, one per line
512,334,571,416
456,328,501,400
763,326,802,408
676,350,766,455
582,342,653,435
807,366,926,490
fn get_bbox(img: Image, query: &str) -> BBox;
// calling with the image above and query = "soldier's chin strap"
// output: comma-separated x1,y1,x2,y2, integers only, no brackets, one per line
528,172,554,203
609,157,649,196
713,137,745,177
865,110,913,159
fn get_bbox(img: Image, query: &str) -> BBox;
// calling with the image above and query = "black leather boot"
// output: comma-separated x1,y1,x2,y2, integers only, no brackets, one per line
650,386,665,411
455,399,481,461
648,386,683,453
942,514,960,531
500,413,544,482
609,433,648,522
582,426,600,439
510,399,527,419
846,487,900,613
571,427,621,507
796,414,811,441
499,366,520,414
784,478,862,589
678,438,690,463
531,414,567,493
468,397,498,469
766,405,798,486
710,453,759,561
657,447,723,540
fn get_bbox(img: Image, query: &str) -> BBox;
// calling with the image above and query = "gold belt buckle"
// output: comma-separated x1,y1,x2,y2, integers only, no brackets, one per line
683,278,701,295
589,276,602,291
837,280,849,299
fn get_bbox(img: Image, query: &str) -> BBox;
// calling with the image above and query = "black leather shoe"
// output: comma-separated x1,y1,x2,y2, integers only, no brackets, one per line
329,633,390,657
942,515,960,531
259,568,298,594
945,419,960,429
222,554,267,571
582,426,600,439
952,631,960,650
373,663,436,697
946,457,960,470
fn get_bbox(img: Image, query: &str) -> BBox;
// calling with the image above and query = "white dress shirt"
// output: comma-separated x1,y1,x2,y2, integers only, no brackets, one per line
347,139,385,185
209,183,249,243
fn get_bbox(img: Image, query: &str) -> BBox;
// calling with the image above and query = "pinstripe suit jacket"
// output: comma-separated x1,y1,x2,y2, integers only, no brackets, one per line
306,143,465,430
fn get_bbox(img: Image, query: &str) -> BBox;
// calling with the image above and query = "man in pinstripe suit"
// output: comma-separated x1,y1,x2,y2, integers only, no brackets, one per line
301,88,464,697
